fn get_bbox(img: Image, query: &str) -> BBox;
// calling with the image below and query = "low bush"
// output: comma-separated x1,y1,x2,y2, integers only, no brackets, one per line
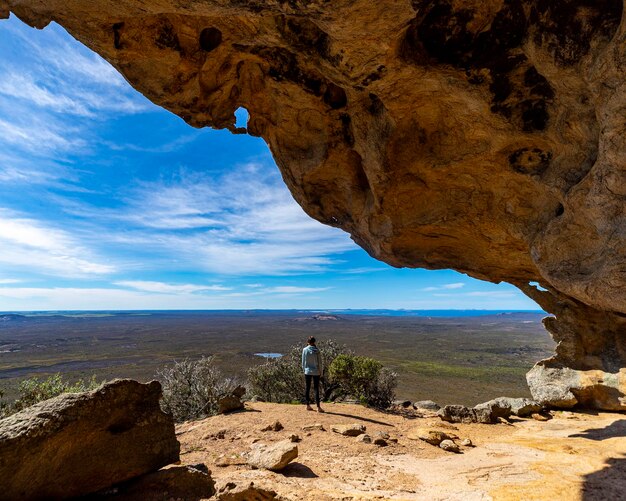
156,356,240,422
0,373,102,418
248,339,349,403
329,354,397,409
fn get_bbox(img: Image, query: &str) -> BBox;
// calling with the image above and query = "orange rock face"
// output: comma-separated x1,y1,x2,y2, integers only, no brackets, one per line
1,0,624,408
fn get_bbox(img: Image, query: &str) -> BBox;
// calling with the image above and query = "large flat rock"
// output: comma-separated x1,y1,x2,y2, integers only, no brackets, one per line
0,379,180,500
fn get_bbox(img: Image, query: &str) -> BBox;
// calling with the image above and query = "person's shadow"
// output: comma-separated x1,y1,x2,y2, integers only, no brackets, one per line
321,410,393,427
582,456,626,500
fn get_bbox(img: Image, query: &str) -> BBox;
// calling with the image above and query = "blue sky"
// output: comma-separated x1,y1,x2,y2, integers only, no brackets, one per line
0,17,540,311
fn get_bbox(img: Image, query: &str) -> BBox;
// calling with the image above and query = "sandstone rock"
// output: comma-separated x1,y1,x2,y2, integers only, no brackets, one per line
4,0,626,410
460,438,473,447
474,397,542,420
215,454,248,467
438,405,495,424
376,431,390,440
532,412,552,422
248,440,298,471
413,400,441,411
331,424,366,436
218,387,246,414
261,421,284,432
217,481,281,500
439,440,461,453
357,434,372,444
407,428,453,446
302,423,325,432
0,379,179,500
288,434,301,442
104,464,216,500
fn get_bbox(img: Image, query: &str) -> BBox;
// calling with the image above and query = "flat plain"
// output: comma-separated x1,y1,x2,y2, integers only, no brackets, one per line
0,311,554,405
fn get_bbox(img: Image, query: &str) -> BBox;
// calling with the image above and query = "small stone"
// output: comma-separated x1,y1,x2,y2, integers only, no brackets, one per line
302,423,325,432
215,455,248,467
260,421,284,432
439,439,461,453
392,400,412,408
532,412,551,421
331,424,366,436
407,427,452,446
357,434,372,443
460,438,473,447
376,431,390,440
216,481,279,500
247,440,298,471
373,437,388,446
288,434,301,442
413,400,441,411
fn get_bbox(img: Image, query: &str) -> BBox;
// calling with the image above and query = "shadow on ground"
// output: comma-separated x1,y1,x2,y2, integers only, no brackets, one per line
321,410,393,426
582,456,626,500
569,419,626,440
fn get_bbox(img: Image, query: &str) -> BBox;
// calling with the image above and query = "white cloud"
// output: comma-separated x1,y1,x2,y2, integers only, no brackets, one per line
59,162,357,275
0,209,114,276
114,281,231,294
443,282,465,289
422,282,466,292
0,278,21,284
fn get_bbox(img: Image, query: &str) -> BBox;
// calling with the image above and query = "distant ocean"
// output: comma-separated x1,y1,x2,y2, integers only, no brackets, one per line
1,309,545,318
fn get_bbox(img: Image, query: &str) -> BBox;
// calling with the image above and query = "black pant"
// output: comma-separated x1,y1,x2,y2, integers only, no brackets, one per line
305,375,320,406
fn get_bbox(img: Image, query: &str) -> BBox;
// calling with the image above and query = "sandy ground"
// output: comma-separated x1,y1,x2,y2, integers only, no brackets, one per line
175,402,626,500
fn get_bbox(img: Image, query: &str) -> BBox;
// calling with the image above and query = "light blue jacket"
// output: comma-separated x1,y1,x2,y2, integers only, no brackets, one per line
302,345,322,376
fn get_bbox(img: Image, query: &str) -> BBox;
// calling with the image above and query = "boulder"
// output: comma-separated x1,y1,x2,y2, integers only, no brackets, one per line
413,400,441,411
437,405,495,424
103,464,215,500
407,428,453,446
247,440,298,471
439,440,461,453
0,379,179,500
477,397,542,417
331,424,366,436
218,387,246,414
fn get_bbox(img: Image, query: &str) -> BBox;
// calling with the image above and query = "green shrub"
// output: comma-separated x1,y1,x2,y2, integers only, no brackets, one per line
156,356,240,422
247,339,349,403
329,354,397,409
0,373,102,418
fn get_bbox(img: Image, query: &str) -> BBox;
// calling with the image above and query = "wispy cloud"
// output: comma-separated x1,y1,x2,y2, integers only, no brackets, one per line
60,162,357,275
0,208,114,276
0,278,21,284
422,282,466,292
114,281,231,294
265,286,330,294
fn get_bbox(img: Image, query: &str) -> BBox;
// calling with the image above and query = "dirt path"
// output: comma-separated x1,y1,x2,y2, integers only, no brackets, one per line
176,403,626,500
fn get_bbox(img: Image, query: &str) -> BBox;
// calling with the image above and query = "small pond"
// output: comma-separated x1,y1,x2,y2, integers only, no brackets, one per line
254,352,283,359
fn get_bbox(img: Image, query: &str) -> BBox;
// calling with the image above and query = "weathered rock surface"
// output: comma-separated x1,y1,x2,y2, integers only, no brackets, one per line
0,379,180,500
101,464,216,501
438,405,496,424
248,440,298,471
475,397,542,418
2,0,625,408
331,423,366,436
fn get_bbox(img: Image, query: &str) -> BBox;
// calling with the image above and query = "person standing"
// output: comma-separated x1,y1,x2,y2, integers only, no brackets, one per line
302,336,323,412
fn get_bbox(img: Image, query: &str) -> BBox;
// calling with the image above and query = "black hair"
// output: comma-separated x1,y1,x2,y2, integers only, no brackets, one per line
307,336,316,345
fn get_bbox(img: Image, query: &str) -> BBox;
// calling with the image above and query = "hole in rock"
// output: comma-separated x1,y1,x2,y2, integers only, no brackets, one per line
234,107,249,129
529,281,548,292
199,27,222,52
555,204,564,216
